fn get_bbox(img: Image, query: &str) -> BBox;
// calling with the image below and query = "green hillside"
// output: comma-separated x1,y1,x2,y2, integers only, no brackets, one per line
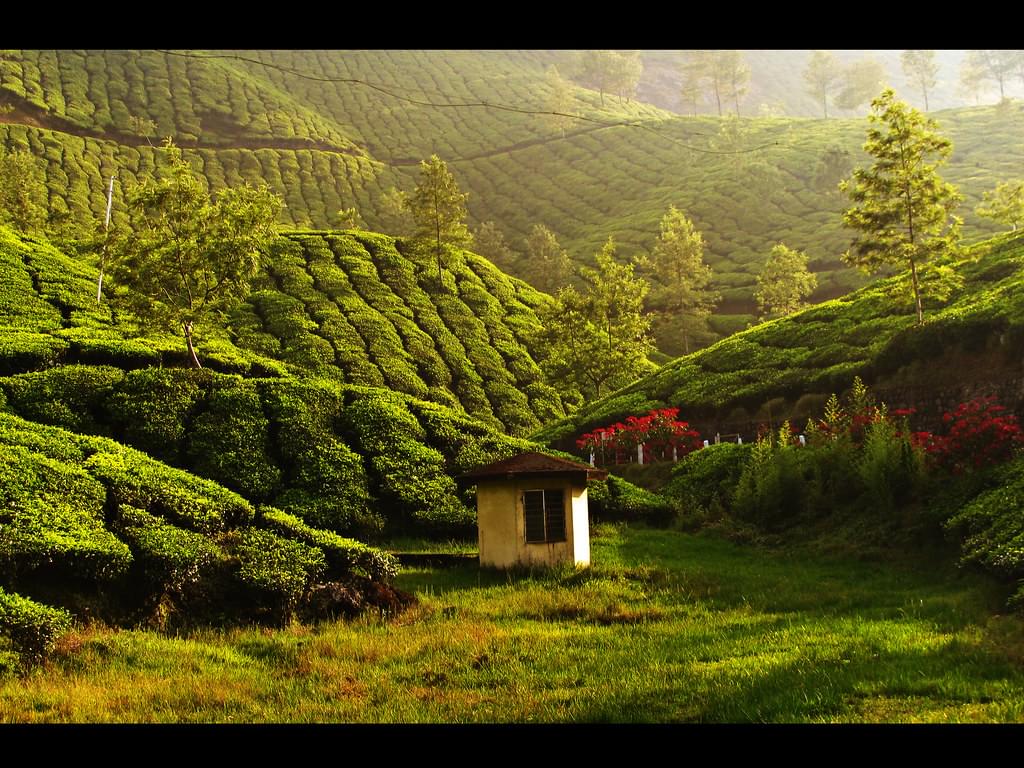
535,229,1024,448
1,50,1022,352
0,223,567,435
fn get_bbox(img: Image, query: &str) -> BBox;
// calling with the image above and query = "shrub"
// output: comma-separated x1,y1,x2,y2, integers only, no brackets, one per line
186,383,281,501
0,587,72,666
105,368,209,464
0,364,124,434
664,442,752,517
115,505,222,591
260,507,398,582
220,528,326,620
733,436,809,530
84,449,255,533
587,475,674,525
0,446,133,581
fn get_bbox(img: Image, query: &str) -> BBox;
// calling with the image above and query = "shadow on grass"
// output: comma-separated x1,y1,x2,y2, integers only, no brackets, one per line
575,636,1024,723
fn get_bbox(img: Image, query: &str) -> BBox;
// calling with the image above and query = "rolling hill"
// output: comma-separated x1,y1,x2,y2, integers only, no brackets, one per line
3,50,1023,353
534,229,1024,451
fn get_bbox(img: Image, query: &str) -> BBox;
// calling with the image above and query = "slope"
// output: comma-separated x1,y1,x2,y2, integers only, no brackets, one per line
0,223,567,435
2,51,1023,351
535,230,1024,450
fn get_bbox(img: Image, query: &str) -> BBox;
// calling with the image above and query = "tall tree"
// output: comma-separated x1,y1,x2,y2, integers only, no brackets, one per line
961,50,1019,103
976,180,1024,231
533,238,653,401
840,89,962,326
836,59,888,112
405,155,471,289
641,205,719,353
755,243,818,319
109,140,282,367
900,50,939,111
579,50,618,107
613,52,643,104
524,223,572,294
679,53,705,116
804,51,843,118
0,147,47,233
718,50,750,116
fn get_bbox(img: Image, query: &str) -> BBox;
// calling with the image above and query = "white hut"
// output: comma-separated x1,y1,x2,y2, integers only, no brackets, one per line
458,452,607,569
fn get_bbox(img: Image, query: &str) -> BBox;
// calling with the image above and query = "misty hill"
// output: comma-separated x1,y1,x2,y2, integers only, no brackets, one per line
1,50,1023,352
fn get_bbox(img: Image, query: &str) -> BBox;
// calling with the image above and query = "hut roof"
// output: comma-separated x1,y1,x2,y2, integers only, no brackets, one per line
457,451,608,484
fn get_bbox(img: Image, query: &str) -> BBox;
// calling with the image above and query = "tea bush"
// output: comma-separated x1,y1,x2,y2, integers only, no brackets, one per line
0,586,72,666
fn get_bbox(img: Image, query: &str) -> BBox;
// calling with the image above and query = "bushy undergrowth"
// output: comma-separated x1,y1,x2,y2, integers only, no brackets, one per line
0,412,403,667
0,586,72,668
587,476,674,525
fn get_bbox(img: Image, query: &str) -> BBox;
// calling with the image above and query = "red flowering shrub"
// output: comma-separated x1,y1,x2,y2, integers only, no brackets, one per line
576,408,702,465
923,397,1024,473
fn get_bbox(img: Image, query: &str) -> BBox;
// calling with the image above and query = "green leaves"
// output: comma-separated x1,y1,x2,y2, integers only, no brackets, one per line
755,243,818,320
841,89,962,324
109,140,282,366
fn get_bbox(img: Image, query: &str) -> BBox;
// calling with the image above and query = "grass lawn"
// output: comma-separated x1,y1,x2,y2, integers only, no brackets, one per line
2,524,1022,723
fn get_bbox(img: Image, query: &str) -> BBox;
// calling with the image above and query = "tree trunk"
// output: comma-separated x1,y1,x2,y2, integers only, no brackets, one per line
923,87,929,112
183,321,203,368
909,258,924,326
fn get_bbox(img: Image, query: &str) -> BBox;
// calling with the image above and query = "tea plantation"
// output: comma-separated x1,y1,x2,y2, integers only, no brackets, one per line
3,50,1023,347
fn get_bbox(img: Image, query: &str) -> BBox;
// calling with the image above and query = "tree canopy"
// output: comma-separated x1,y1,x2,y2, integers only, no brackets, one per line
109,140,282,367
534,238,653,401
405,154,471,289
900,50,938,111
840,89,961,325
755,243,818,319
976,180,1024,232
804,51,843,118
0,146,47,233
641,205,719,353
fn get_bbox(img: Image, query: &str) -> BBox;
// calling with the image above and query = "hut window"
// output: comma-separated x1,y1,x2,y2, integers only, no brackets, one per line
523,489,566,543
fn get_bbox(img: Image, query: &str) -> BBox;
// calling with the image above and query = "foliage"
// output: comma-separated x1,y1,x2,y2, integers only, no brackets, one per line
945,457,1024,606
260,507,398,582
405,154,471,289
919,397,1024,474
115,505,221,591
533,237,654,401
577,51,642,106
586,475,674,524
900,50,938,111
664,442,752,521
841,88,962,325
641,205,719,353
523,223,572,294
960,51,1021,104
804,51,843,118
836,59,888,112
683,51,749,116
0,586,71,666
576,407,701,466
0,146,47,233
755,243,818,319
976,180,1024,232
219,528,326,621
108,140,282,367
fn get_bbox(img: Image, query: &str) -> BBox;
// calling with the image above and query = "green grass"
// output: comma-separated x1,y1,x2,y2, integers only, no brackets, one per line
2,524,1021,723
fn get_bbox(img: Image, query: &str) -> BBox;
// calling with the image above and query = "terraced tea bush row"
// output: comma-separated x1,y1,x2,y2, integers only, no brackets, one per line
0,411,402,662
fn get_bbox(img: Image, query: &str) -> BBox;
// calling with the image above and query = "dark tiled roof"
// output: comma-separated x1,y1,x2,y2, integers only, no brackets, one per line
458,451,608,481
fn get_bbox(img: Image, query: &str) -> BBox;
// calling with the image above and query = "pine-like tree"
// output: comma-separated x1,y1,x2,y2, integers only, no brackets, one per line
643,205,719,353
840,89,961,325
405,155,471,289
